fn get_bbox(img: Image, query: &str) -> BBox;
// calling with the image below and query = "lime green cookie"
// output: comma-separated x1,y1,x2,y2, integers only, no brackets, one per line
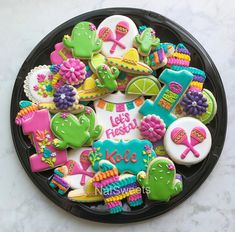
197,89,217,124
125,75,161,96
137,157,183,201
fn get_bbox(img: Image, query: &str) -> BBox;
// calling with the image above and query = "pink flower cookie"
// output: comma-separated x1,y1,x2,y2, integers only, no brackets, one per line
59,58,86,85
139,115,166,142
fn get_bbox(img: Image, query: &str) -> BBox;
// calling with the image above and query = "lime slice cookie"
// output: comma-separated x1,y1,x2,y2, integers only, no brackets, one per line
125,75,161,96
197,89,217,124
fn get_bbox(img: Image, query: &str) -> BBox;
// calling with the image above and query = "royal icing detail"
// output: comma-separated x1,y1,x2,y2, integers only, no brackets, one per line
50,42,73,64
134,27,160,56
24,65,55,104
97,15,138,57
107,48,152,75
63,22,102,59
92,160,143,214
94,92,144,140
137,157,183,201
139,69,193,127
139,115,166,142
125,75,161,96
89,139,156,175
77,74,110,100
164,117,212,165
59,58,86,85
95,64,119,92
88,53,106,73
61,148,95,190
16,107,67,172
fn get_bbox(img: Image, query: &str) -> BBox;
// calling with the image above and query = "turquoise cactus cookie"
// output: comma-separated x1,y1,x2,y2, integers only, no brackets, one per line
76,106,103,146
95,64,120,92
51,112,90,149
134,27,160,56
137,157,183,201
63,22,102,59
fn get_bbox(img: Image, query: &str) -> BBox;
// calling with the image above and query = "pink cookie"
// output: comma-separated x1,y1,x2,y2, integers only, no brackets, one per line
16,102,67,172
50,42,73,64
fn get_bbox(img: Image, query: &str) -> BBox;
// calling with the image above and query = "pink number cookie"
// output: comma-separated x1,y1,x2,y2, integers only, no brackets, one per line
15,101,67,172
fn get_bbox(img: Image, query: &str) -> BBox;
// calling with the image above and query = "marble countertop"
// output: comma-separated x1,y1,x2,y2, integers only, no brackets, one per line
0,0,234,231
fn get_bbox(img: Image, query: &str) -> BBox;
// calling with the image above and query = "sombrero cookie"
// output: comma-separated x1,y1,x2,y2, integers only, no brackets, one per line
106,48,152,75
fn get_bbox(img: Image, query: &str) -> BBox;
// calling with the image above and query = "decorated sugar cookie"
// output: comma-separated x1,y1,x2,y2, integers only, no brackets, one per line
77,74,110,101
97,15,138,57
63,22,102,59
134,27,160,56
88,53,106,73
164,117,212,165
139,115,166,142
92,160,143,214
149,43,175,70
50,42,73,64
125,75,161,96
95,64,120,92
63,148,95,189
76,106,103,146
24,65,55,103
59,58,86,85
89,139,156,175
15,102,67,172
51,112,90,150
107,48,152,75
196,89,217,124
139,69,193,127
137,157,183,201
94,92,144,140
68,179,103,202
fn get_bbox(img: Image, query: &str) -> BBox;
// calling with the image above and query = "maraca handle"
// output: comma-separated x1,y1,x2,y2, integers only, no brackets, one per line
181,145,200,159
180,147,190,159
80,175,86,186
111,39,126,49
110,43,118,54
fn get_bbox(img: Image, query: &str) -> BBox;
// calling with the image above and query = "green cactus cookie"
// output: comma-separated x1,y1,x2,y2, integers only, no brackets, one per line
63,22,102,59
134,28,160,56
95,64,120,92
137,157,183,201
51,112,90,149
76,106,103,146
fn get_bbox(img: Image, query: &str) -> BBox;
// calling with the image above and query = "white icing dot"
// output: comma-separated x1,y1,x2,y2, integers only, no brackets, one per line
192,101,197,106
149,128,154,132
60,93,66,99
70,67,75,73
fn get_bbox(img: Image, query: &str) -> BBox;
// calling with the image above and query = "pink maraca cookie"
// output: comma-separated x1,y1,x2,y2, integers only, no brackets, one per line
97,15,138,57
50,42,73,64
164,117,211,165
139,115,166,143
63,148,94,189
59,58,86,85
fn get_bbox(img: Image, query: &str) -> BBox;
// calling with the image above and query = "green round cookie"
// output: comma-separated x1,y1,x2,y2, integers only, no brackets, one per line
125,75,161,96
197,88,217,124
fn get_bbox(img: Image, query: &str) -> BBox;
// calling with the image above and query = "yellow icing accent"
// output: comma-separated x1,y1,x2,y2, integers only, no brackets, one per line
77,74,110,99
173,52,191,61
190,81,203,90
107,48,152,74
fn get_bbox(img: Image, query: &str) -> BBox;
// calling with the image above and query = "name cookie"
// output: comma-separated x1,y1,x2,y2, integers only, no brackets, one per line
89,139,156,175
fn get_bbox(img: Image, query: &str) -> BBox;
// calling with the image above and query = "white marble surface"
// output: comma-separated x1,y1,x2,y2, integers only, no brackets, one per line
0,0,235,231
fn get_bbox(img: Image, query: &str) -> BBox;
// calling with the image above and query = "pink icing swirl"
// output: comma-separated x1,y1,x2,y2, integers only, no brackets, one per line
59,58,86,85
139,115,166,142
